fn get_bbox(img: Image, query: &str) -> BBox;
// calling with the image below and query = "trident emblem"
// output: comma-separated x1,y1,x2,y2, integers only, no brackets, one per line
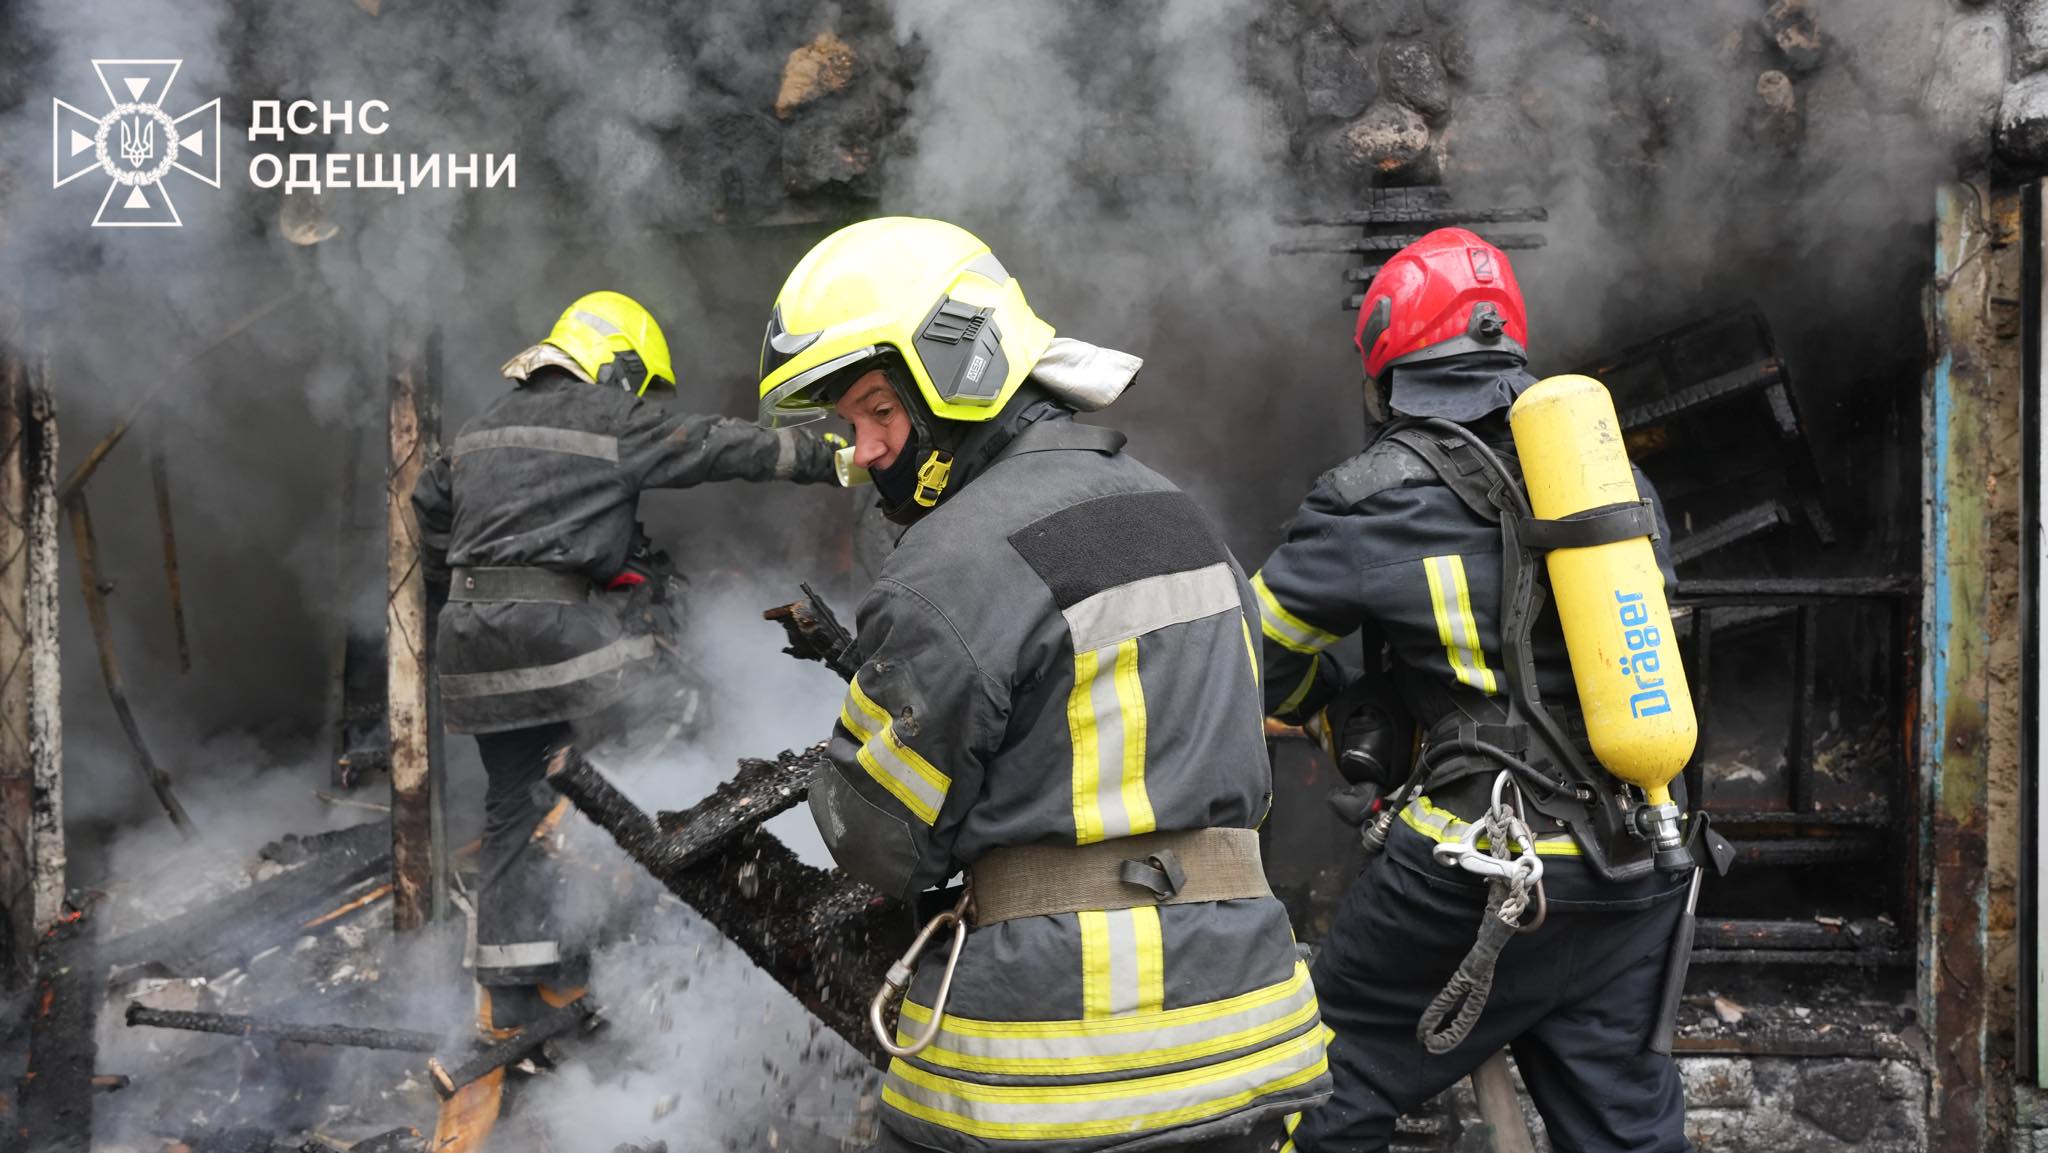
51,59,220,227
119,116,154,168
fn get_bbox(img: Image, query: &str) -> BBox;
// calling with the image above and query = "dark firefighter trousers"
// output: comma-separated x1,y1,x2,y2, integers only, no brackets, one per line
473,721,585,1027
1293,826,1688,1153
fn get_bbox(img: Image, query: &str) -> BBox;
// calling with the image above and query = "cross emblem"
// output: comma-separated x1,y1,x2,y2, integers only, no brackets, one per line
52,60,220,228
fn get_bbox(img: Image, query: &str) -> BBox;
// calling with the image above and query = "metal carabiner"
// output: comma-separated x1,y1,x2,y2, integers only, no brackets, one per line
1484,773,1550,932
869,887,973,1058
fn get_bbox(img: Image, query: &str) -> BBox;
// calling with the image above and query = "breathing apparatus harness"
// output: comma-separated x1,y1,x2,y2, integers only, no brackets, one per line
1345,416,1731,1052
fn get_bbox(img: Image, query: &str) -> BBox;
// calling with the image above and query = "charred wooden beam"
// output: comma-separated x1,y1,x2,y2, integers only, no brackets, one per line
547,744,826,872
1582,305,1838,552
0,351,64,985
653,747,828,853
1673,576,1915,603
1705,807,1892,827
547,747,908,1064
386,338,442,930
1615,359,1781,430
1666,500,1792,567
1725,835,1887,867
101,821,389,971
66,493,194,835
1694,917,1903,952
427,998,599,1097
125,1003,443,1053
150,449,191,674
1689,947,1912,967
1285,199,1549,229
1274,231,1546,257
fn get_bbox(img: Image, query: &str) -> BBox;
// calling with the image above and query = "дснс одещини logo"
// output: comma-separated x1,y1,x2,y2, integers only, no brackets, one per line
52,59,220,228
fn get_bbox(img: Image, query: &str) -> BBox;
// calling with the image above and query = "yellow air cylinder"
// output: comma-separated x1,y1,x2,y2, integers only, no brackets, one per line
1508,375,1696,808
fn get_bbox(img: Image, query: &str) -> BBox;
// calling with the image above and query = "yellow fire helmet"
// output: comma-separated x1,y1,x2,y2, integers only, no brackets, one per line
544,291,676,396
756,217,1057,427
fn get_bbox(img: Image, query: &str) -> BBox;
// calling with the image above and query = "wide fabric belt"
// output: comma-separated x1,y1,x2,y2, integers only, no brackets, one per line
968,827,1271,926
449,566,592,604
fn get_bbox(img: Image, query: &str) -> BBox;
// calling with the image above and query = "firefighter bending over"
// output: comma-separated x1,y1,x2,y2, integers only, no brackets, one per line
411,292,839,1045
1255,230,1710,1153
758,218,1331,1153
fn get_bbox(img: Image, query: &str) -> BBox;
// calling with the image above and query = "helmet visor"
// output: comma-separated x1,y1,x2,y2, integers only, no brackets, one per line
757,346,880,427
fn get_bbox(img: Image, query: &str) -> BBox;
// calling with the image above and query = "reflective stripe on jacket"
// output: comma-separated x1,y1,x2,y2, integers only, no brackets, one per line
811,418,1331,1152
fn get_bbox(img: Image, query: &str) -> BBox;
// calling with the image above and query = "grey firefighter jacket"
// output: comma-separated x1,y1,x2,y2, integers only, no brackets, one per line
412,367,836,733
809,416,1332,1153
1251,412,1678,845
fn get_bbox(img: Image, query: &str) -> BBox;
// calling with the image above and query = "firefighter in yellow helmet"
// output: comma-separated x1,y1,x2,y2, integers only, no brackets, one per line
760,218,1331,1152
412,291,840,1146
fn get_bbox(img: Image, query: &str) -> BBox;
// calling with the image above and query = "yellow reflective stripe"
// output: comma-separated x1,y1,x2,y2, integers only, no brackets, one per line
856,741,944,825
1070,638,1151,844
1133,906,1165,1015
901,1003,1327,1081
845,676,949,825
901,962,1314,1038
1252,572,1341,655
1069,648,1106,844
1241,614,1260,689
839,703,874,743
1080,910,1113,1019
1275,653,1321,718
896,966,1324,1081
1081,908,1156,1017
842,676,890,739
1281,1110,1303,1153
1397,795,1581,856
1114,639,1156,837
881,1029,1330,1140
891,1027,1325,1101
1422,555,1497,694
901,970,1327,1089
1449,558,1497,694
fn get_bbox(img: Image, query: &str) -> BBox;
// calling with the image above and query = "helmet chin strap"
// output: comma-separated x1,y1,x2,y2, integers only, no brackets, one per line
868,367,1059,525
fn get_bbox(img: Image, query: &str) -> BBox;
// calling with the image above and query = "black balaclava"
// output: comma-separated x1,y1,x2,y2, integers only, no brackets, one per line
849,356,1068,525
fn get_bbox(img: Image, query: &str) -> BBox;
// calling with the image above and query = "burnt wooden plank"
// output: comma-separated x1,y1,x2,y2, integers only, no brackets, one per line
548,747,908,1065
124,1004,443,1053
100,821,388,971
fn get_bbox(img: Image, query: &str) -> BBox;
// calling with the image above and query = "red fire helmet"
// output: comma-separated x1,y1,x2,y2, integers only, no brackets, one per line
1355,227,1528,381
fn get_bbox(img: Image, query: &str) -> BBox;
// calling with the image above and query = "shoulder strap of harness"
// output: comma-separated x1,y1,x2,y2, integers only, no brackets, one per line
1383,425,1513,524
1384,424,1658,550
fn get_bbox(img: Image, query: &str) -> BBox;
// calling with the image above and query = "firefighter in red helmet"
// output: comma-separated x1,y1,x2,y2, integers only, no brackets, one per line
1253,229,1703,1152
